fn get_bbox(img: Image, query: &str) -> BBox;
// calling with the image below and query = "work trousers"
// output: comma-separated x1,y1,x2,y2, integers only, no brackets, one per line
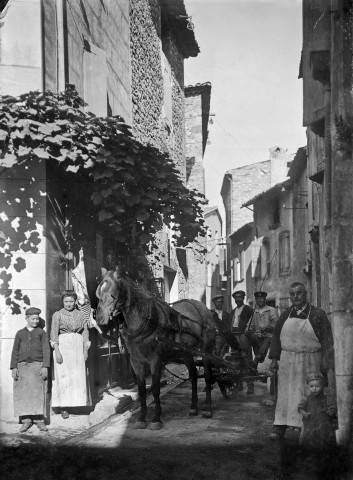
239,333,272,362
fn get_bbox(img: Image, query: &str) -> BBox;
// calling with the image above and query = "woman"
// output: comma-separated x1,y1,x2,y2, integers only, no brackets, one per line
51,291,91,418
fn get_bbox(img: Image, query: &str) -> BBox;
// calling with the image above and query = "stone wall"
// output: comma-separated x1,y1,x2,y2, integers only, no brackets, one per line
64,0,131,122
130,0,185,175
223,161,271,236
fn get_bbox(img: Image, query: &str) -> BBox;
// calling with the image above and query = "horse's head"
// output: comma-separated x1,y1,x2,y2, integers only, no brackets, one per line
96,267,125,325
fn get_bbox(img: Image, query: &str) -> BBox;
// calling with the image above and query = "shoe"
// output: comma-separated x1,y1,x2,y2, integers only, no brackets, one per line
36,421,48,432
20,422,32,433
61,410,69,419
269,425,286,440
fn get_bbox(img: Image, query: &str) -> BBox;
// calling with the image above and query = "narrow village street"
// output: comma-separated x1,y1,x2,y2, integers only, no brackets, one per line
1,372,348,480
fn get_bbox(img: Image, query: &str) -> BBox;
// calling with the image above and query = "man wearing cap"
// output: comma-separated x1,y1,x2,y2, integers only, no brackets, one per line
230,290,254,393
210,295,231,356
10,307,50,433
241,291,279,369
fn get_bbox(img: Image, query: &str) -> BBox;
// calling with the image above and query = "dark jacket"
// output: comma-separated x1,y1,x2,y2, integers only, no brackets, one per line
230,304,253,333
269,304,334,372
211,310,231,333
10,327,51,369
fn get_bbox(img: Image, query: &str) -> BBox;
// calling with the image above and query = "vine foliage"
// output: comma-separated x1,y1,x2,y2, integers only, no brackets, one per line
0,87,206,313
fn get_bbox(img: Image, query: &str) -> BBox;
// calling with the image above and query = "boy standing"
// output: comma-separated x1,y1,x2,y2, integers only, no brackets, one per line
10,307,50,433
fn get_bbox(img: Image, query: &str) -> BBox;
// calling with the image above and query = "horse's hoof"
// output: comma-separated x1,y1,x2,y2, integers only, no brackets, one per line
135,421,147,429
202,410,212,419
150,422,162,430
189,408,198,416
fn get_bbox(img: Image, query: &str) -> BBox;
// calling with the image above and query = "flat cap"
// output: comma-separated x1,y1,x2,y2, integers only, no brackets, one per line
212,294,224,302
25,307,41,316
254,291,267,298
232,290,245,298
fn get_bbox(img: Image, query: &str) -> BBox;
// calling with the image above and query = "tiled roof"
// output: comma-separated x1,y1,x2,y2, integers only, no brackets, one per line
241,179,291,208
161,0,200,58
288,146,307,180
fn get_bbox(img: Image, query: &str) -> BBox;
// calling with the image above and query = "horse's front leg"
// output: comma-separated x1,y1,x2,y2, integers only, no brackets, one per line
202,345,213,418
184,354,198,416
131,358,147,429
150,356,163,430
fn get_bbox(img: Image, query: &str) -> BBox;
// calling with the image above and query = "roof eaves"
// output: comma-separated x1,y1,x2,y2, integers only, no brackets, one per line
241,179,291,208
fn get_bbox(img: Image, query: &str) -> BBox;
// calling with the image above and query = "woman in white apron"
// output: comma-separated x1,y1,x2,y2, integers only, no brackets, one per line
50,291,91,418
268,282,334,440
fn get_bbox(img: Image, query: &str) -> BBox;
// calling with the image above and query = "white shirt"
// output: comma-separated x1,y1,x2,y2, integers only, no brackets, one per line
232,304,244,328
215,309,223,320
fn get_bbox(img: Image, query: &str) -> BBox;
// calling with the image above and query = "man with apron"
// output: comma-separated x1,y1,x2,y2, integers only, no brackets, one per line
210,295,231,357
268,282,334,440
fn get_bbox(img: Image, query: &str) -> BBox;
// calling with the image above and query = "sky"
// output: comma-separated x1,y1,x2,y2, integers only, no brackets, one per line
184,0,306,220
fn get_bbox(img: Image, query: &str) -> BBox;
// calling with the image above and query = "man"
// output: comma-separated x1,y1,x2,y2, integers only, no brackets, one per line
230,290,253,335
240,291,279,369
210,295,231,356
230,290,254,393
268,282,334,440
10,307,50,433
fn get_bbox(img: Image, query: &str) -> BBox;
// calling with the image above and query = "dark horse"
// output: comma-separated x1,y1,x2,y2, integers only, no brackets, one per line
96,268,216,430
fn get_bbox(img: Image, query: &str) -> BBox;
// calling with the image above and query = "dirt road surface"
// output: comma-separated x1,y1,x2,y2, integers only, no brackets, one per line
1,378,350,480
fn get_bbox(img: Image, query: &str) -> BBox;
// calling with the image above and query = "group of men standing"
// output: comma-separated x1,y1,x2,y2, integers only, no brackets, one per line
210,283,334,441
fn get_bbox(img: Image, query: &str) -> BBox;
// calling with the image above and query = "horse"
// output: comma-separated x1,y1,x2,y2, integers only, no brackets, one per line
95,268,217,430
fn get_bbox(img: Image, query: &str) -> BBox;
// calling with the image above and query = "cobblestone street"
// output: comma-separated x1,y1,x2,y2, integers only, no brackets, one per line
1,376,349,480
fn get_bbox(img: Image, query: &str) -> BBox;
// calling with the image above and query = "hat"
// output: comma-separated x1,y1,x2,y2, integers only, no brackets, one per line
254,291,267,298
232,290,245,298
25,307,41,316
306,372,324,384
212,294,224,303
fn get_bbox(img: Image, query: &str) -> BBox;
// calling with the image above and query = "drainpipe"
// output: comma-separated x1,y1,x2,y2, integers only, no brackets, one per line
56,0,66,92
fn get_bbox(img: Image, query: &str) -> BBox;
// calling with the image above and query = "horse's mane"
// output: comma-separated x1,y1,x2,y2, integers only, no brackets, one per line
118,274,153,309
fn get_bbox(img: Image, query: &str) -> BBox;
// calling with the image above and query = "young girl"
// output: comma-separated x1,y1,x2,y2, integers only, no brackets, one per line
298,372,337,449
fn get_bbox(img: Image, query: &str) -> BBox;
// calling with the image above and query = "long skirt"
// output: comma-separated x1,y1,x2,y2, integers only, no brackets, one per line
52,333,89,407
274,350,321,428
14,361,46,418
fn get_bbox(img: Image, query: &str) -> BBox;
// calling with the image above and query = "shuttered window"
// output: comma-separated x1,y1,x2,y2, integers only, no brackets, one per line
83,43,107,117
279,231,291,275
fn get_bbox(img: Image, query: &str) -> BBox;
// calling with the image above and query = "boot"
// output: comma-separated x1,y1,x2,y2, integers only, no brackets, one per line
19,421,33,433
36,421,48,432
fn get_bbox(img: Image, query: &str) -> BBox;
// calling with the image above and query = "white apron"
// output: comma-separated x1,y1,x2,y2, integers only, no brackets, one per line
52,333,88,407
274,314,321,428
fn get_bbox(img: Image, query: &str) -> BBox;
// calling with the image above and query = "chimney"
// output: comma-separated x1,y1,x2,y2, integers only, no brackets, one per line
269,146,290,187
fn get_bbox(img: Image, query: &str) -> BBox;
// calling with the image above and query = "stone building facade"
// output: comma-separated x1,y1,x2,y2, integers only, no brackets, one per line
241,148,309,312
221,147,292,309
0,0,202,421
204,206,225,309
300,0,353,444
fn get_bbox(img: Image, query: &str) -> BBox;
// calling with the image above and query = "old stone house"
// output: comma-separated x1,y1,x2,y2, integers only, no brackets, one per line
221,146,291,309
241,147,309,312
203,206,225,309
300,0,353,444
0,0,203,420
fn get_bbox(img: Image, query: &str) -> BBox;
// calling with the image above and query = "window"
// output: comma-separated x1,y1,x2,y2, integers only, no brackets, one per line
162,52,173,132
279,231,290,275
260,238,270,279
83,43,107,117
251,242,261,278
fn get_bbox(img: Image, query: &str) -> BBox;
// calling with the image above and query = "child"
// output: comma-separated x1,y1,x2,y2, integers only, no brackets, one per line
10,307,50,433
298,372,337,449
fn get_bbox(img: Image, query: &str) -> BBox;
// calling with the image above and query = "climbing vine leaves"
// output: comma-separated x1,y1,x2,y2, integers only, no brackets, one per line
0,88,206,312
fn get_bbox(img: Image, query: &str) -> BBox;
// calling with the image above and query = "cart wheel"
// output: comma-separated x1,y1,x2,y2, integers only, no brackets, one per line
218,382,235,400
